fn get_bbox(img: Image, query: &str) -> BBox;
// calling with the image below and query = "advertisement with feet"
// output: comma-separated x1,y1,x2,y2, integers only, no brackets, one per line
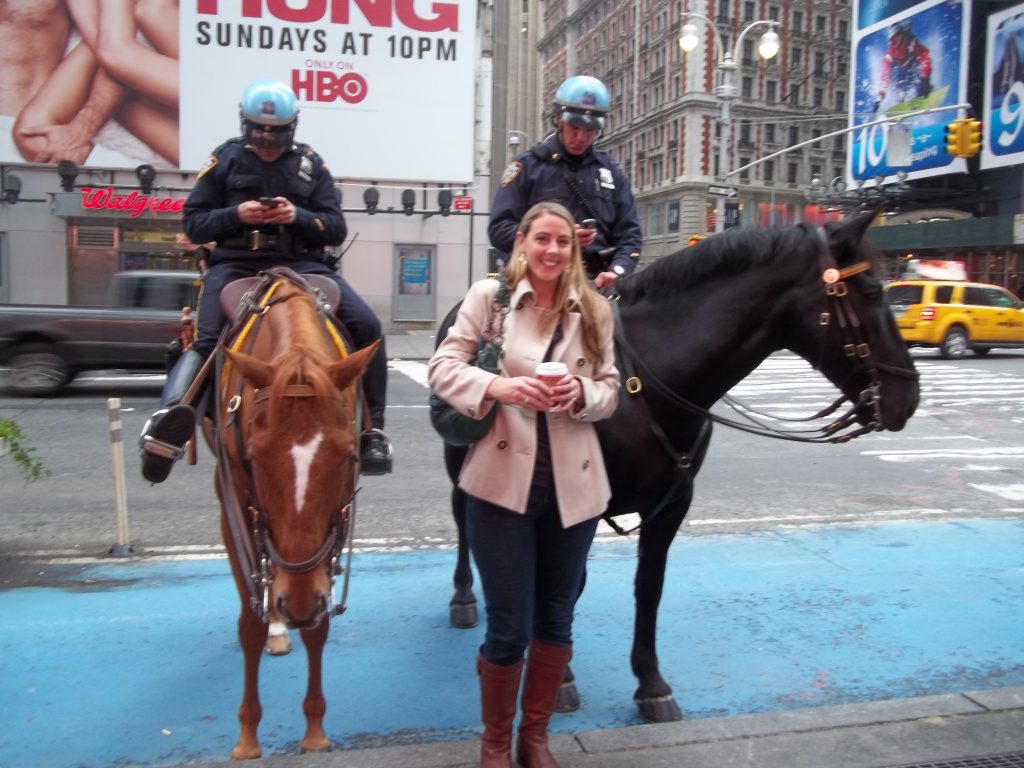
0,1,477,183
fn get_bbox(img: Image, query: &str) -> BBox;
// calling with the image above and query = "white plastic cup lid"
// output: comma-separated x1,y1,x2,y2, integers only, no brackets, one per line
535,362,569,379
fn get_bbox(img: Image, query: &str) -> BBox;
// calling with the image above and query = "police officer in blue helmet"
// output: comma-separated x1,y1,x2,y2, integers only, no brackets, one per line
139,80,392,483
489,75,642,288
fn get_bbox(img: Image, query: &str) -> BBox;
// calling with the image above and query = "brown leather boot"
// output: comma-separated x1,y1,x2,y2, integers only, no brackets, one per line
478,655,524,768
515,642,572,768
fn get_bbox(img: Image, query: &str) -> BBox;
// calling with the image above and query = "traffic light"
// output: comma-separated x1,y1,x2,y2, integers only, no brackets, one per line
961,118,982,158
945,118,964,157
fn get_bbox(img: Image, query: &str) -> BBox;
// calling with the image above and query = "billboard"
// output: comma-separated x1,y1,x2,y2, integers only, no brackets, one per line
982,0,1024,170
849,0,971,183
0,1,477,183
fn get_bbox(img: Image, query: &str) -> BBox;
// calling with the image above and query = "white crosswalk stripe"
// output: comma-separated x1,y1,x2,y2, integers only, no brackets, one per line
390,355,1024,414
725,353,1024,415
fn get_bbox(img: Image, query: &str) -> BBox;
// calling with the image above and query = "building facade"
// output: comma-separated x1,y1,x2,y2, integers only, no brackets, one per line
529,0,852,261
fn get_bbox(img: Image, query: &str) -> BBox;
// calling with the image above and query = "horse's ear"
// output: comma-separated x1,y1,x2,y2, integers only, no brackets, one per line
831,205,880,247
223,347,274,389
328,339,382,390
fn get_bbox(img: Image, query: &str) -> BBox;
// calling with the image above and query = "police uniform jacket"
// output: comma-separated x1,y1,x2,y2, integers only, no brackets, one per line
488,134,643,277
428,276,620,527
184,138,345,263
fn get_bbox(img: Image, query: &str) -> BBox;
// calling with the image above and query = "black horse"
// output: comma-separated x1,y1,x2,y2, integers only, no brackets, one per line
437,210,920,723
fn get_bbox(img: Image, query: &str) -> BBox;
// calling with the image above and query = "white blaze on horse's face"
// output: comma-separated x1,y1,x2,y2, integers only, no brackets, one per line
290,432,325,513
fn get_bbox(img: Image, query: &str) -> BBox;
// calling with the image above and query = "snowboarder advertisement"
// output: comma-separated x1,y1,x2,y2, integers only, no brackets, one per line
850,0,971,183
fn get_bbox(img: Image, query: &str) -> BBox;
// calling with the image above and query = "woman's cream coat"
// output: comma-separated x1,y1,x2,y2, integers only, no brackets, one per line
428,276,620,527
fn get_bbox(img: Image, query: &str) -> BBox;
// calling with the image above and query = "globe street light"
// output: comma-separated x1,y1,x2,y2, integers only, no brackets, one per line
507,130,531,157
679,14,780,232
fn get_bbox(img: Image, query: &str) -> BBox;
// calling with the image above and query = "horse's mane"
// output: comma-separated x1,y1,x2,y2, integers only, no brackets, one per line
617,223,814,304
263,344,344,429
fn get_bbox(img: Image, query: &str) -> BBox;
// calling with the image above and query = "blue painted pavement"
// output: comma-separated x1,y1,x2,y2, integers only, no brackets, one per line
1,518,1022,768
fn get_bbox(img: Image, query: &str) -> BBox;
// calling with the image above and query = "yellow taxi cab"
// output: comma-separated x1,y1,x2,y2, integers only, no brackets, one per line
885,279,1024,358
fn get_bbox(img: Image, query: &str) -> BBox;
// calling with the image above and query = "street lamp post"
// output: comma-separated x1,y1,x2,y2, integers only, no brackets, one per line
507,130,531,157
679,14,780,233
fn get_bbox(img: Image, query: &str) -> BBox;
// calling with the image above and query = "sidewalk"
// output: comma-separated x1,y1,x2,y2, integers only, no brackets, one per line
3,519,1022,768
190,689,1024,767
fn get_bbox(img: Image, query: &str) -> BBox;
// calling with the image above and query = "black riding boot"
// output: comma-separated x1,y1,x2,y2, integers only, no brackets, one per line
139,349,204,484
359,340,393,475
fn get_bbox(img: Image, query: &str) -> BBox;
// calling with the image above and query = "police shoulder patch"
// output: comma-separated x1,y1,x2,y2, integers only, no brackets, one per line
500,161,523,187
196,154,218,180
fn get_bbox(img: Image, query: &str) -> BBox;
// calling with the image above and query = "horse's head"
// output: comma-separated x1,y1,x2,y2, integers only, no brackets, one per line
804,209,920,432
223,339,379,629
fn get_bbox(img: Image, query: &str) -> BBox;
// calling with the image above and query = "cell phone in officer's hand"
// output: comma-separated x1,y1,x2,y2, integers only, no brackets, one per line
258,196,280,208
580,218,597,229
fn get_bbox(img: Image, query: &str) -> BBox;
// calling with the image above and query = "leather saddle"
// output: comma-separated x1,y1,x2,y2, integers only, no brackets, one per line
220,271,341,316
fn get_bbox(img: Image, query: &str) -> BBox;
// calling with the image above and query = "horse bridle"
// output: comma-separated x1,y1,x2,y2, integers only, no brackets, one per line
240,391,359,623
214,270,361,622
605,226,919,534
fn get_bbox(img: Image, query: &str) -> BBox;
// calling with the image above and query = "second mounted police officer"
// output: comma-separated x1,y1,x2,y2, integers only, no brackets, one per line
489,75,643,290
139,79,392,484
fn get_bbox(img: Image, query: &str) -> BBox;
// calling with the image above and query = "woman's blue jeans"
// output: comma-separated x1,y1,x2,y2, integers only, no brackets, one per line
466,484,599,665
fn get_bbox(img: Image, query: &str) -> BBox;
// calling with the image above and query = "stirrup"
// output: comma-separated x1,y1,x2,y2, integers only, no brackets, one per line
359,428,393,476
139,405,196,484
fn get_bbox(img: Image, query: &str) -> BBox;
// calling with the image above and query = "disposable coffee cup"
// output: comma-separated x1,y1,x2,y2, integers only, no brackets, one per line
535,361,569,384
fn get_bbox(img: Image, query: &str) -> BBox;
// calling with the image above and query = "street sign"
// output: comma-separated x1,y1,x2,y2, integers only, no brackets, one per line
708,184,738,197
452,195,473,211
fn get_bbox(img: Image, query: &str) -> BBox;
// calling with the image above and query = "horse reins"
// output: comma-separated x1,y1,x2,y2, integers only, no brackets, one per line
606,226,918,534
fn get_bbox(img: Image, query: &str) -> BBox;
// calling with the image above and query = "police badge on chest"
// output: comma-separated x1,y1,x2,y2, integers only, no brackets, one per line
599,167,615,190
298,156,313,182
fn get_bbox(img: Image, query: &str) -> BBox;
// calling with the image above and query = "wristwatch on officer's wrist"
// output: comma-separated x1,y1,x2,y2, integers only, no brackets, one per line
613,265,625,276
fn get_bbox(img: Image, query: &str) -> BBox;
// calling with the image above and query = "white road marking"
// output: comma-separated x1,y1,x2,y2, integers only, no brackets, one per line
967,484,1024,501
389,359,430,387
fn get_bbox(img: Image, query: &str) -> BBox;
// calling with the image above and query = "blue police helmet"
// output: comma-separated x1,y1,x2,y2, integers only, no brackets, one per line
553,75,611,130
239,80,299,149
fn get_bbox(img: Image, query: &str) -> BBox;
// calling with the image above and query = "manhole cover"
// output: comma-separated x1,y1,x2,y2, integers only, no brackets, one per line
888,754,1024,768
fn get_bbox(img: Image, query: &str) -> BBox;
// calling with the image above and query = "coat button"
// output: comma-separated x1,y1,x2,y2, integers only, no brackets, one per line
576,357,586,367
497,440,508,450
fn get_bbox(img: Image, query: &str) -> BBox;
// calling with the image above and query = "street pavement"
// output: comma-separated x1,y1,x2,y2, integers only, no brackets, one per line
3,333,1023,767
2,518,1022,768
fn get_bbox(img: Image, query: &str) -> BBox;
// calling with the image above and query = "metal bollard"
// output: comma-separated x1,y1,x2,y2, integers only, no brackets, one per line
107,397,135,557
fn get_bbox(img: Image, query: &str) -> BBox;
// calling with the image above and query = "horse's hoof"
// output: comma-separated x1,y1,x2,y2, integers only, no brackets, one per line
449,602,478,629
635,694,683,723
264,632,291,656
229,743,261,760
300,738,331,753
554,680,581,713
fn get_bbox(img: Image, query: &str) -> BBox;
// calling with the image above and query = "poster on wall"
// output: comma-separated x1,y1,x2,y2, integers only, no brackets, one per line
982,1,1024,170
0,1,477,183
849,0,971,183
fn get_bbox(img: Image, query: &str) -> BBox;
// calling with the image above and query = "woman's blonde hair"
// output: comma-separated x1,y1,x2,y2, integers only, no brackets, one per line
505,201,611,361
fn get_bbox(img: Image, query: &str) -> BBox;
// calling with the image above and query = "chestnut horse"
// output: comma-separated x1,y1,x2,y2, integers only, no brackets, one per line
438,211,921,722
208,268,378,759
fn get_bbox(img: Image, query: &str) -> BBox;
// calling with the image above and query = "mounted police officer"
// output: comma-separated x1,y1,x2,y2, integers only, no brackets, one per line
489,75,643,290
139,79,392,483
